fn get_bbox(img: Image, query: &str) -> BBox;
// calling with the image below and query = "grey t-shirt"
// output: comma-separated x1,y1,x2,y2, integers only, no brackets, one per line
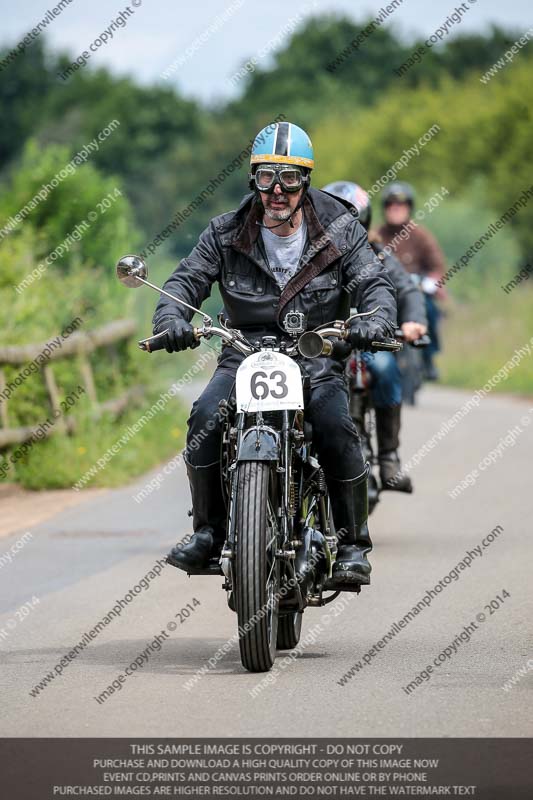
261,220,307,289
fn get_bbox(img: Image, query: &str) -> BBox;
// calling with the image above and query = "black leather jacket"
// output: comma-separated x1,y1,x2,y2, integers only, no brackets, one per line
372,242,427,327
153,188,397,382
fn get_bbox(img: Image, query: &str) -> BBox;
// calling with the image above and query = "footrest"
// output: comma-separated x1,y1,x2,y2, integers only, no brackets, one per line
186,557,223,576
323,577,366,592
336,584,362,593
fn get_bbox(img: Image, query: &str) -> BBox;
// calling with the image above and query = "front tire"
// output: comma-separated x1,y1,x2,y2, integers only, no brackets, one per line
277,611,303,650
235,461,279,672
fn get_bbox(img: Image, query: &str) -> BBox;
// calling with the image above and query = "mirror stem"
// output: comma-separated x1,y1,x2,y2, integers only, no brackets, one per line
134,277,211,325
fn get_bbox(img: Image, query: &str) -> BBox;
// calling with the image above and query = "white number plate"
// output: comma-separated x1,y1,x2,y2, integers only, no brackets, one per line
235,351,304,412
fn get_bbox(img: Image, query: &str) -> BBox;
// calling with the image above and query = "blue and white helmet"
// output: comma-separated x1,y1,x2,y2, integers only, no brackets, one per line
250,121,314,170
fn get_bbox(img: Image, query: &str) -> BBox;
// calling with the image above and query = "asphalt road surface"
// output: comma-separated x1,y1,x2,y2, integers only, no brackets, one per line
1,381,532,737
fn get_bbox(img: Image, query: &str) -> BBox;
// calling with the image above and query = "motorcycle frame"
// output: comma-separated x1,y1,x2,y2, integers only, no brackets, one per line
221,399,336,612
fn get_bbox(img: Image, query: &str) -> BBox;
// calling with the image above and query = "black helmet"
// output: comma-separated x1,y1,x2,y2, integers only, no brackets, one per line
322,181,372,229
381,181,415,209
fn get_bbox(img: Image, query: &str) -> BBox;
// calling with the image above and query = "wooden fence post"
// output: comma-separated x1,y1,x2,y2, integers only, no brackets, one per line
43,364,67,433
0,368,15,479
78,355,98,409
0,319,138,452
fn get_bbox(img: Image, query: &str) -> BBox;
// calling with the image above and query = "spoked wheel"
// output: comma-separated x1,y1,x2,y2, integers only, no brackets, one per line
235,461,280,672
277,610,303,650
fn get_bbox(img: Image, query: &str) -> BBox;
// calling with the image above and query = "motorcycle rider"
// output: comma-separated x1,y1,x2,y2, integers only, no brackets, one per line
376,182,445,381
323,181,427,492
152,121,397,587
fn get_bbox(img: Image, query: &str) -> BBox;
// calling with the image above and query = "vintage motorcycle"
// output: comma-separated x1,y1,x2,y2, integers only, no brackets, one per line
116,255,401,673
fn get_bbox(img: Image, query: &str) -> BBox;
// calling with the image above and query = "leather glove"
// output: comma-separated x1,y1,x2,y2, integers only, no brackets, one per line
154,317,199,353
348,317,394,351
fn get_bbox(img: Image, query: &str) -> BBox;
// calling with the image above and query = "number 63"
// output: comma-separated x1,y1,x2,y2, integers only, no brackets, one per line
250,370,288,400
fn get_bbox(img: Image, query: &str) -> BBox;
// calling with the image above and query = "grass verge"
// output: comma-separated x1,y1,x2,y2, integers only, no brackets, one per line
7,387,189,491
439,288,533,395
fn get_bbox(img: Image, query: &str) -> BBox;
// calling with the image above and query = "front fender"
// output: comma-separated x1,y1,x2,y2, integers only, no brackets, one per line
236,427,279,461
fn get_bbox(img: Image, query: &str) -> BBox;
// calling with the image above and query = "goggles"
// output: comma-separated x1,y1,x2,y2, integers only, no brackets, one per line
253,165,307,194
384,193,412,206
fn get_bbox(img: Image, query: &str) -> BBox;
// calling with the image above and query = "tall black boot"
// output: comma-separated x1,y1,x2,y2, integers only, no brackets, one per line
167,458,226,571
422,350,439,381
375,404,413,493
326,468,372,586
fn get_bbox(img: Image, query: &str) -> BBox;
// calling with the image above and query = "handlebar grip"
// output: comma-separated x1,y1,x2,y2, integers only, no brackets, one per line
393,330,431,348
138,330,169,352
138,327,203,353
411,334,431,348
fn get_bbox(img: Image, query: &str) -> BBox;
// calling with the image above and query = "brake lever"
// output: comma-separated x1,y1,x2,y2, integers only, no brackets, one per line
371,338,402,352
138,330,169,352
345,306,381,325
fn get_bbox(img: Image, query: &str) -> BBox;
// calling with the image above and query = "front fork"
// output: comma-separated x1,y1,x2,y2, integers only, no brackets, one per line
220,410,293,595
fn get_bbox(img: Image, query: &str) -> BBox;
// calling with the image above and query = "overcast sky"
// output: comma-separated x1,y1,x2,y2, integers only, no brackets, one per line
3,0,532,103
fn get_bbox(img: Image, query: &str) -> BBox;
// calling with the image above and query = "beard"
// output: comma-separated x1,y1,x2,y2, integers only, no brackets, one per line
264,195,293,221
265,207,292,221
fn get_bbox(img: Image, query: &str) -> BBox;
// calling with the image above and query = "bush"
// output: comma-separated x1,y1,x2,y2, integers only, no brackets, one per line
10,387,189,490
0,143,199,488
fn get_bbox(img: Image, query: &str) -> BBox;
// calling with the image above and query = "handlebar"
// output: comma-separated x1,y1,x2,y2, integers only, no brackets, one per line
118,257,404,358
297,329,401,358
139,322,407,357
138,324,257,356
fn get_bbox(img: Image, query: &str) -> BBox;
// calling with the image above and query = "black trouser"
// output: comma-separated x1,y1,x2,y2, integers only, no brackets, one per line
186,365,365,480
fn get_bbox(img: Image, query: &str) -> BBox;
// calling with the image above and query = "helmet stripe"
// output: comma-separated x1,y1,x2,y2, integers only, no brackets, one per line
275,121,289,156
272,124,279,156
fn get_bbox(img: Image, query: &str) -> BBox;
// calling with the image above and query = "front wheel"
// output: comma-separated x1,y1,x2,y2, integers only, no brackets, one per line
277,611,303,650
234,461,279,672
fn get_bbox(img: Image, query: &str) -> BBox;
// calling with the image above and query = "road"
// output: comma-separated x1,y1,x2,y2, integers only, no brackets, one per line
1,380,532,737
